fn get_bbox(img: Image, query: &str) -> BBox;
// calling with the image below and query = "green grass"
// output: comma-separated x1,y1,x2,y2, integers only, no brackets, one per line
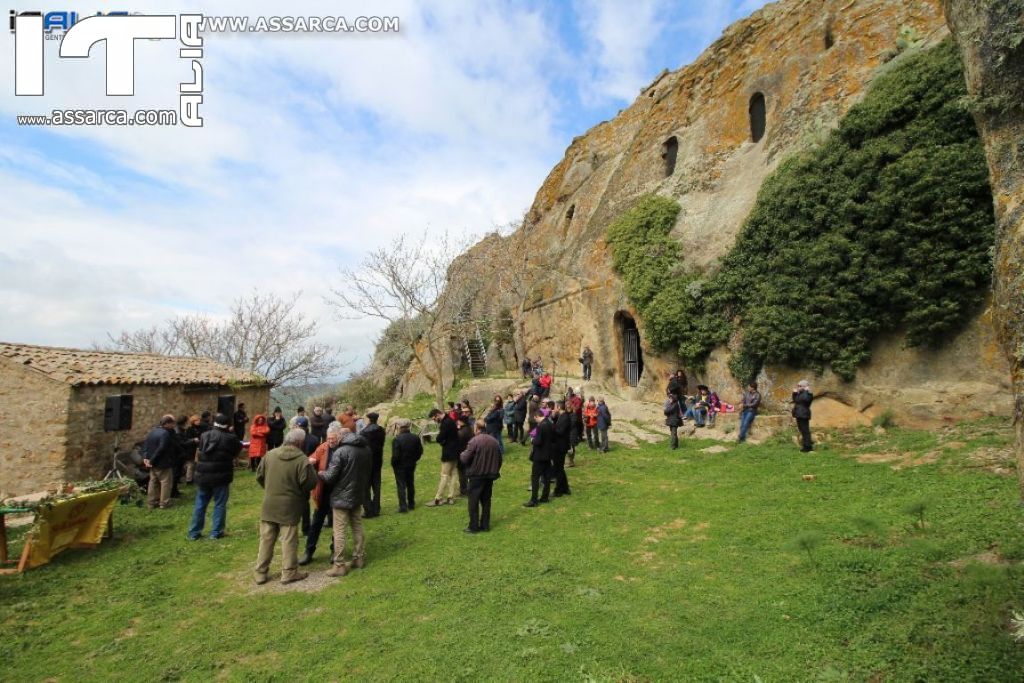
2,420,1023,681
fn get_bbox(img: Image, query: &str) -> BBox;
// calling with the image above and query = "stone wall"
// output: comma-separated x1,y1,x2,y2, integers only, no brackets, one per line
0,359,71,498
65,383,271,482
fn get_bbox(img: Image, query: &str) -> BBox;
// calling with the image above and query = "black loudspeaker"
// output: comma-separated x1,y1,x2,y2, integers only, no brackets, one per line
103,394,133,431
217,395,236,417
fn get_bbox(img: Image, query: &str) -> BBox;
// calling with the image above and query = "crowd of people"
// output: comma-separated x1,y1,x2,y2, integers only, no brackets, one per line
140,348,814,586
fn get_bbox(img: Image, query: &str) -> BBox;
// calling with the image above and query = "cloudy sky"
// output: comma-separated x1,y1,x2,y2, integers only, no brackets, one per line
0,0,771,378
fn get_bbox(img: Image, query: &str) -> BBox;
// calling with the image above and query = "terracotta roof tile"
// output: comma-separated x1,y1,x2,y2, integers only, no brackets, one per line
0,342,270,387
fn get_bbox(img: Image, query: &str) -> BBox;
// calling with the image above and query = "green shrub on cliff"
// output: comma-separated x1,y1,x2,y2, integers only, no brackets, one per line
607,39,995,382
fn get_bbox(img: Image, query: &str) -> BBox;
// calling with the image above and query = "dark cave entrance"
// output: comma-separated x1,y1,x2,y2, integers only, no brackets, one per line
616,311,644,387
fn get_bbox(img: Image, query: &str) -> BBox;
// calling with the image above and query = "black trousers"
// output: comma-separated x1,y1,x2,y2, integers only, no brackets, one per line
457,461,467,495
364,462,382,516
393,463,416,511
305,503,334,554
530,459,551,502
585,425,598,449
796,418,813,451
506,423,515,440
669,425,679,449
583,363,592,380
467,477,494,531
516,420,527,444
301,500,310,535
248,456,262,472
552,451,570,495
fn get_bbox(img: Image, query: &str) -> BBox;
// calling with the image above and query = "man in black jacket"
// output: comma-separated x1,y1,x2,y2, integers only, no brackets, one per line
427,408,461,506
390,419,423,513
792,380,814,453
551,401,572,497
524,408,555,507
513,391,528,445
188,413,241,540
460,420,503,533
360,412,386,518
143,414,177,510
317,428,372,577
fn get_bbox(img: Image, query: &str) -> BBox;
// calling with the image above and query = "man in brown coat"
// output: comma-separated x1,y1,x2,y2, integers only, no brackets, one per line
255,428,318,585
460,419,503,534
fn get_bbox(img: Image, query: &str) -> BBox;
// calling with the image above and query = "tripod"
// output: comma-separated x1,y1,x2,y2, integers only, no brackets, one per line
103,433,126,481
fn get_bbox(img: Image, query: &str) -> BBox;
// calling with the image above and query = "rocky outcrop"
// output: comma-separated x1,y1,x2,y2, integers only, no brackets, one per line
398,0,1012,426
944,0,1024,492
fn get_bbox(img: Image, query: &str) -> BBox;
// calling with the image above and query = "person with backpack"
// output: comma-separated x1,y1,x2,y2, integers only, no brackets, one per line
664,392,684,449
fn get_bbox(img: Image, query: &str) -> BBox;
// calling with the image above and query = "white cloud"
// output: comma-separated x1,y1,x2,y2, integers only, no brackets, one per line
0,0,770,379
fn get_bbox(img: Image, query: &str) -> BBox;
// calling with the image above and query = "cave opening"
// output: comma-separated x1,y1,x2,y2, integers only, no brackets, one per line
662,136,678,177
615,311,644,387
749,92,766,143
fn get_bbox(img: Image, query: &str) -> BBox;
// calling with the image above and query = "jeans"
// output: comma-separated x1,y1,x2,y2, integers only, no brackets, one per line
467,477,494,531
685,407,706,427
393,463,416,511
305,503,334,555
738,410,757,442
585,425,597,449
189,484,229,539
598,428,609,452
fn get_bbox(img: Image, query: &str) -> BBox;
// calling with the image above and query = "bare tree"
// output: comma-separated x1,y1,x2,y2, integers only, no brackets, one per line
103,291,340,387
329,231,487,408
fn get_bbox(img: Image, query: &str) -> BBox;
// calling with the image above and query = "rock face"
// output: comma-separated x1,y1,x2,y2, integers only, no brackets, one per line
944,0,1024,491
400,0,1012,425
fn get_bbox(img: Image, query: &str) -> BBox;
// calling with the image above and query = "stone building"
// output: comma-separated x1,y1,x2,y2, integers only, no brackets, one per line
0,342,272,497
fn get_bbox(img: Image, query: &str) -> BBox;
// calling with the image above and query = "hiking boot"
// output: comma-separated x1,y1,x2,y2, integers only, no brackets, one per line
446,498,456,505
281,572,308,584
523,500,538,508
351,557,365,569
426,499,442,507
326,564,349,578
298,551,313,566
254,573,268,585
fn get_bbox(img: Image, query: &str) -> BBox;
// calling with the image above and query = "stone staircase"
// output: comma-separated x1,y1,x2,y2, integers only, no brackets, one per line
462,325,488,377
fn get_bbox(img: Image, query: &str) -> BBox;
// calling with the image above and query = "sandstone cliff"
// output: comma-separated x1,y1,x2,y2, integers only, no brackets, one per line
399,0,1011,425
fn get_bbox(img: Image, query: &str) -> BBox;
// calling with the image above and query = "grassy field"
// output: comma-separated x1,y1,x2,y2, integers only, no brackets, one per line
2,419,1023,681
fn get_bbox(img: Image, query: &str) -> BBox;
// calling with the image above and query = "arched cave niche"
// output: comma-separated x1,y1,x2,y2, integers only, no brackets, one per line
662,136,678,177
614,311,644,387
824,16,836,50
562,204,575,237
749,92,766,143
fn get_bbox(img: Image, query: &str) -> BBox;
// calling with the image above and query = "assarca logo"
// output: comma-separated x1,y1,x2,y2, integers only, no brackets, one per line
12,12,204,127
